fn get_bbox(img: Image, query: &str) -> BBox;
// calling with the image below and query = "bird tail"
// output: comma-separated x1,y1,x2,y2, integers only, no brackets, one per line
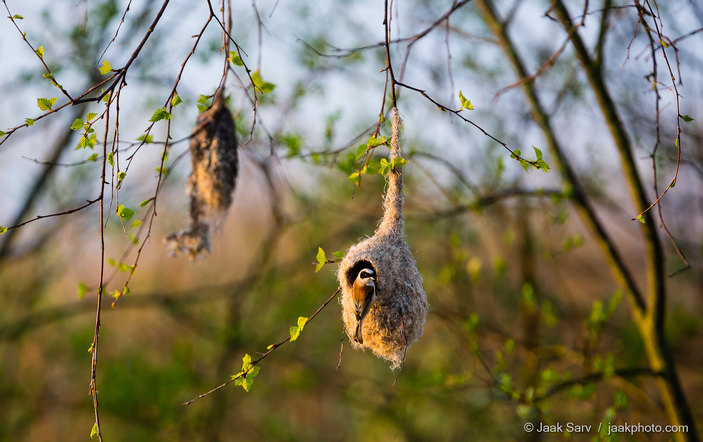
354,321,364,344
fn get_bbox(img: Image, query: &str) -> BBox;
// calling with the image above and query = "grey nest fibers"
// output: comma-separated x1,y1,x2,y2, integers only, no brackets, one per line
165,88,238,259
337,108,429,370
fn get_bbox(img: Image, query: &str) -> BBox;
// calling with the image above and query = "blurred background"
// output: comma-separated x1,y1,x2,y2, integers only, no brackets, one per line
0,0,701,440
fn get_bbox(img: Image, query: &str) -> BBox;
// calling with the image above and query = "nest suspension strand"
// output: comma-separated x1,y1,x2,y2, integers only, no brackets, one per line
337,108,429,370
165,88,238,259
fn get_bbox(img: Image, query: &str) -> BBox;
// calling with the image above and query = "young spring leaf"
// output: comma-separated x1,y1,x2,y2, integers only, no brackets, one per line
98,60,112,75
289,325,301,341
315,247,326,273
379,158,390,175
118,262,134,273
35,46,44,58
681,114,694,122
331,250,346,259
241,353,252,371
88,153,99,161
137,134,153,144
0,226,7,235
77,282,88,299
0,130,6,137
37,97,57,111
229,51,244,66
11,14,24,19
533,146,550,172
251,70,276,94
106,152,114,167
355,143,368,160
171,93,182,107
459,90,474,111
297,316,308,331
366,135,389,148
116,204,135,221
25,118,35,126
196,94,211,112
149,108,171,122
391,156,408,170
70,118,84,130
90,422,98,439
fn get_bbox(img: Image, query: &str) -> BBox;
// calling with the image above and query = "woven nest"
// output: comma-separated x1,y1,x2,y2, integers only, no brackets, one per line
337,108,428,370
165,88,238,259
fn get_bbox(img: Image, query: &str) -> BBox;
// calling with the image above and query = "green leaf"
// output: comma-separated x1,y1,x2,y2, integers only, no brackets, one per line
510,148,521,159
289,326,301,341
88,153,98,161
229,51,244,66
379,158,390,175
37,97,57,111
77,282,88,299
137,134,153,144
241,353,252,371
660,39,669,48
149,108,171,122
366,135,388,148
297,316,308,330
635,214,645,224
171,93,182,107
251,70,276,94
459,90,474,111
241,376,253,392
355,143,368,160
0,130,6,137
106,152,114,167
331,250,346,259
90,422,98,439
681,114,694,122
98,60,111,75
118,262,134,273
106,258,117,267
0,226,7,235
11,14,24,19
139,198,152,207
391,156,407,170
116,204,135,221
348,165,367,183
109,289,121,299
315,247,326,273
70,118,84,130
86,112,97,122
25,118,35,126
196,94,211,112
35,46,44,58
131,220,142,228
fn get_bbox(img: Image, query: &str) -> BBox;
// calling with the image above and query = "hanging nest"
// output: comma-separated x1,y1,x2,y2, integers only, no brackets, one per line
165,88,238,259
337,108,428,370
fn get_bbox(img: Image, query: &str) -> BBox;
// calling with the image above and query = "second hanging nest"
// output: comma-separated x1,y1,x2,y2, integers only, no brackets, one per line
165,88,238,258
337,108,428,370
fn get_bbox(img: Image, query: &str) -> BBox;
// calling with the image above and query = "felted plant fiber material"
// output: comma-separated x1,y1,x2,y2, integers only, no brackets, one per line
337,108,428,369
165,88,238,259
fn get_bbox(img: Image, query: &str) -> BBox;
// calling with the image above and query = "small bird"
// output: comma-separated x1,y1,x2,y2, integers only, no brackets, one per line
352,267,377,344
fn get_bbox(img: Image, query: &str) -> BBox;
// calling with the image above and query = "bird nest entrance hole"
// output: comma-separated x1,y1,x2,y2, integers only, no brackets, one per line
344,259,377,288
